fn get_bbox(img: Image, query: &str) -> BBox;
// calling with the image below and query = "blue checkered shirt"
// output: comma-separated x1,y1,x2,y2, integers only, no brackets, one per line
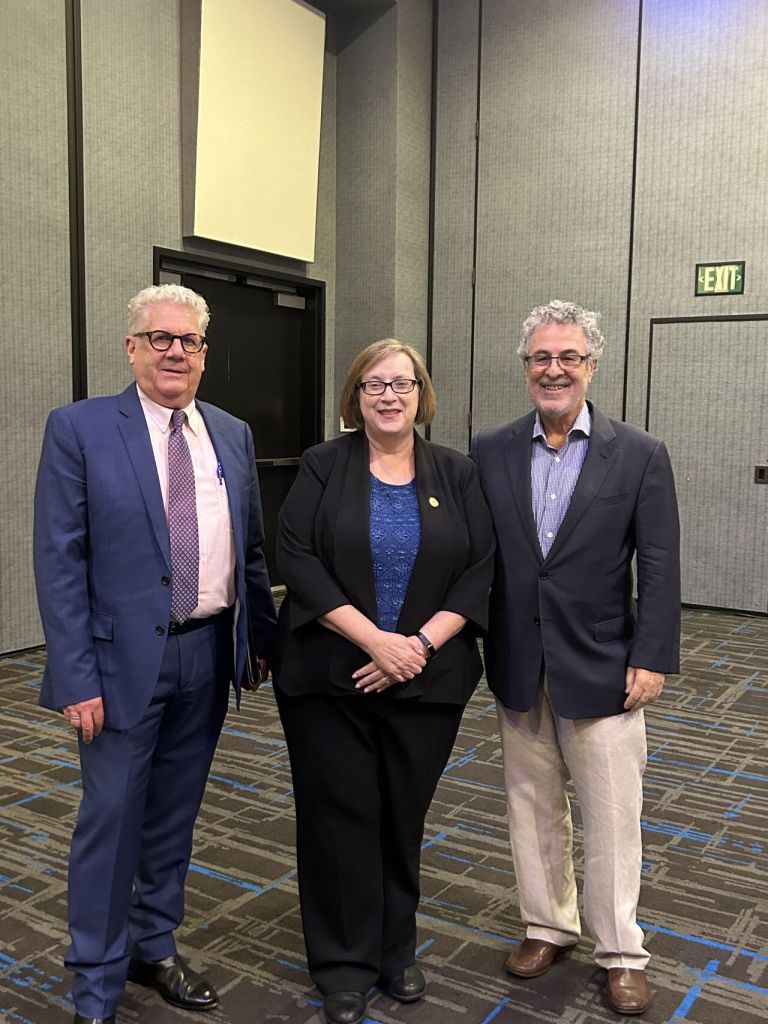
531,404,591,558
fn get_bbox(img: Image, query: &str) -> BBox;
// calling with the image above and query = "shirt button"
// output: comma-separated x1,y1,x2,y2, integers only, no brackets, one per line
161,576,171,586
550,493,557,500
554,456,561,463
155,625,166,636
546,531,553,538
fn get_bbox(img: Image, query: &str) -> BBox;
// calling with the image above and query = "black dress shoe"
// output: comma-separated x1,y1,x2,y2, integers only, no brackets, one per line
380,963,427,1003
73,1016,115,1024
128,954,219,1011
323,990,367,1024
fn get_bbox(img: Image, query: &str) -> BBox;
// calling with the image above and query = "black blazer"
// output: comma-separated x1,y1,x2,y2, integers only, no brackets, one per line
272,431,495,704
471,402,681,719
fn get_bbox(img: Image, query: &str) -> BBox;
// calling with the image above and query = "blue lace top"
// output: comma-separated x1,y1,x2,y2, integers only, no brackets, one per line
369,474,421,631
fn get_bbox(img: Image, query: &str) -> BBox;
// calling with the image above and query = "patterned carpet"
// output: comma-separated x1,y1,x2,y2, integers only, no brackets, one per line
1,607,767,1024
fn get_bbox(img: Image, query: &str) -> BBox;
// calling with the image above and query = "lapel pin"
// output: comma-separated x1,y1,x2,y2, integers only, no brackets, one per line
428,496,439,508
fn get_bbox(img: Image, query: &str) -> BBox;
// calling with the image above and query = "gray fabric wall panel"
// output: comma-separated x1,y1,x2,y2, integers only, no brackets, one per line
648,321,768,612
0,1,71,652
625,0,768,426
393,0,432,352
471,0,638,433
334,0,431,415
335,9,398,401
309,44,338,438
81,0,183,397
430,0,479,451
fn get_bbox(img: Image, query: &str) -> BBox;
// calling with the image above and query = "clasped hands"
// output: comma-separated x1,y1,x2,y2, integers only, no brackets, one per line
353,630,428,693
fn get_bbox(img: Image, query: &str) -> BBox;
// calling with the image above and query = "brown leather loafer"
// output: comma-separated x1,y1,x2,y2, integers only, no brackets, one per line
504,938,577,978
605,968,651,1015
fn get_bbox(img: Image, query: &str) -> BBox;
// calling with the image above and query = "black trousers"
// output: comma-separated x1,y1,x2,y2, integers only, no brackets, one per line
276,689,464,994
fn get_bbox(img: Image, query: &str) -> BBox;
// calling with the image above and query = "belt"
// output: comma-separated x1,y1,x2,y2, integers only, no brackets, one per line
168,608,230,635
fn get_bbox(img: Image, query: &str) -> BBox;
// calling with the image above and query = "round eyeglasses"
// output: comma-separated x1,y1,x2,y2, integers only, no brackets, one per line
134,331,206,353
356,378,421,395
523,351,590,370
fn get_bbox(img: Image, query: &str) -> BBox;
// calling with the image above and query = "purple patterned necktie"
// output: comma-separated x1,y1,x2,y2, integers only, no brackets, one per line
168,409,199,622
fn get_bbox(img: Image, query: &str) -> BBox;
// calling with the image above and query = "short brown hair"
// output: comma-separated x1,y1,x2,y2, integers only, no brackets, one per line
339,339,437,430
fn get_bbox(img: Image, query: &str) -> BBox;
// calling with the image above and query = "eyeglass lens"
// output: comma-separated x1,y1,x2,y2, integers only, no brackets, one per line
529,352,585,369
144,331,204,353
359,379,418,395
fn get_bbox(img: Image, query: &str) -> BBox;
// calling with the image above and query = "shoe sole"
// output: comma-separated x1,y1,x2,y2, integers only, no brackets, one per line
384,988,426,1003
606,996,651,1016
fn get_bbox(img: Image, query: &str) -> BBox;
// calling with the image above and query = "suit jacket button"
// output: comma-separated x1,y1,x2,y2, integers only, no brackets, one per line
533,617,540,625
155,624,166,636
161,576,170,586
538,571,549,580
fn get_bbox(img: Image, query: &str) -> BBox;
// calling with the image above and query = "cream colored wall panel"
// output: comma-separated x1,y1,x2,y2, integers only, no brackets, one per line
0,0,71,652
189,0,325,261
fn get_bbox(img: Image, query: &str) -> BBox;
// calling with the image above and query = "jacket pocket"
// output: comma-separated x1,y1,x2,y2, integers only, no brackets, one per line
594,614,633,642
91,610,113,641
592,491,630,507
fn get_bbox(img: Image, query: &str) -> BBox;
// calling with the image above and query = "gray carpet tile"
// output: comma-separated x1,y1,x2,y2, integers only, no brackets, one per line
1,607,767,1023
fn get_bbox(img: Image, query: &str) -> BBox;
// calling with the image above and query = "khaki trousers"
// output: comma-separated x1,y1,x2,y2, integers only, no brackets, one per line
497,685,650,969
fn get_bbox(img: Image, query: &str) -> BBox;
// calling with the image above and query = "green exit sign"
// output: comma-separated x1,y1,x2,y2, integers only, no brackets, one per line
695,261,745,296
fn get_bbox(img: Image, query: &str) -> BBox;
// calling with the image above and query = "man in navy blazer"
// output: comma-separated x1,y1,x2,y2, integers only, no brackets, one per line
471,300,680,1017
33,284,275,1024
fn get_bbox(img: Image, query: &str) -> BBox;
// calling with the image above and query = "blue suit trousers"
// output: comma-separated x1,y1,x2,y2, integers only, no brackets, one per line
66,617,231,1017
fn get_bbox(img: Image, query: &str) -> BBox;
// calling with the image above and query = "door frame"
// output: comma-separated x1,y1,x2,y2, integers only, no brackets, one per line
646,311,768,616
153,245,325,447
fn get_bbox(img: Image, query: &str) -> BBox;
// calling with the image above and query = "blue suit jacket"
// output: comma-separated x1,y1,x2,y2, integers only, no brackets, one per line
34,383,276,730
470,402,681,718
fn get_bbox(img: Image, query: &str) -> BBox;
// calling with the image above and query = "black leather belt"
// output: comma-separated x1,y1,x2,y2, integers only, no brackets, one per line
168,608,229,635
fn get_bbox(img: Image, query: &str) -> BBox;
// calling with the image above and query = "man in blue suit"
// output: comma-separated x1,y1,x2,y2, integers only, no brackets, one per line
34,284,276,1024
471,300,680,1017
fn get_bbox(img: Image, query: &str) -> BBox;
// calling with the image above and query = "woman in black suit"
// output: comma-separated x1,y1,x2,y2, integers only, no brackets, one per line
272,339,494,1024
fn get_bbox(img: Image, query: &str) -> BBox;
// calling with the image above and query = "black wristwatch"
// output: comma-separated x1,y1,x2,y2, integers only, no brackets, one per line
417,631,436,660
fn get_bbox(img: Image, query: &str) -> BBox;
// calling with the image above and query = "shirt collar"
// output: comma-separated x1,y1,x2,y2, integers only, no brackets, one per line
136,384,200,436
532,403,592,442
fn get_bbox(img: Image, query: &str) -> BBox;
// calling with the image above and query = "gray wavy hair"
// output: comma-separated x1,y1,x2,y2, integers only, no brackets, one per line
518,299,605,361
127,284,210,335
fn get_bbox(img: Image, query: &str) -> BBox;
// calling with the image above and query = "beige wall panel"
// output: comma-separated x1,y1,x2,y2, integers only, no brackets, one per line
472,0,638,433
0,0,71,652
626,0,768,424
191,0,325,261
82,0,183,397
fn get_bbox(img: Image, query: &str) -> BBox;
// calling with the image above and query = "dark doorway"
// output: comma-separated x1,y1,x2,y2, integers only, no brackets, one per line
154,248,324,584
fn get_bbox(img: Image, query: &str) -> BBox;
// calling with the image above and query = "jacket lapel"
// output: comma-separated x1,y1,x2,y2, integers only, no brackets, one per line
544,403,617,562
117,384,171,571
503,415,542,561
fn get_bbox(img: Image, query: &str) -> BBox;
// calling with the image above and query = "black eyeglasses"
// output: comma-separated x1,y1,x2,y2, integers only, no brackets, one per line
134,331,206,353
356,378,421,396
524,351,590,370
